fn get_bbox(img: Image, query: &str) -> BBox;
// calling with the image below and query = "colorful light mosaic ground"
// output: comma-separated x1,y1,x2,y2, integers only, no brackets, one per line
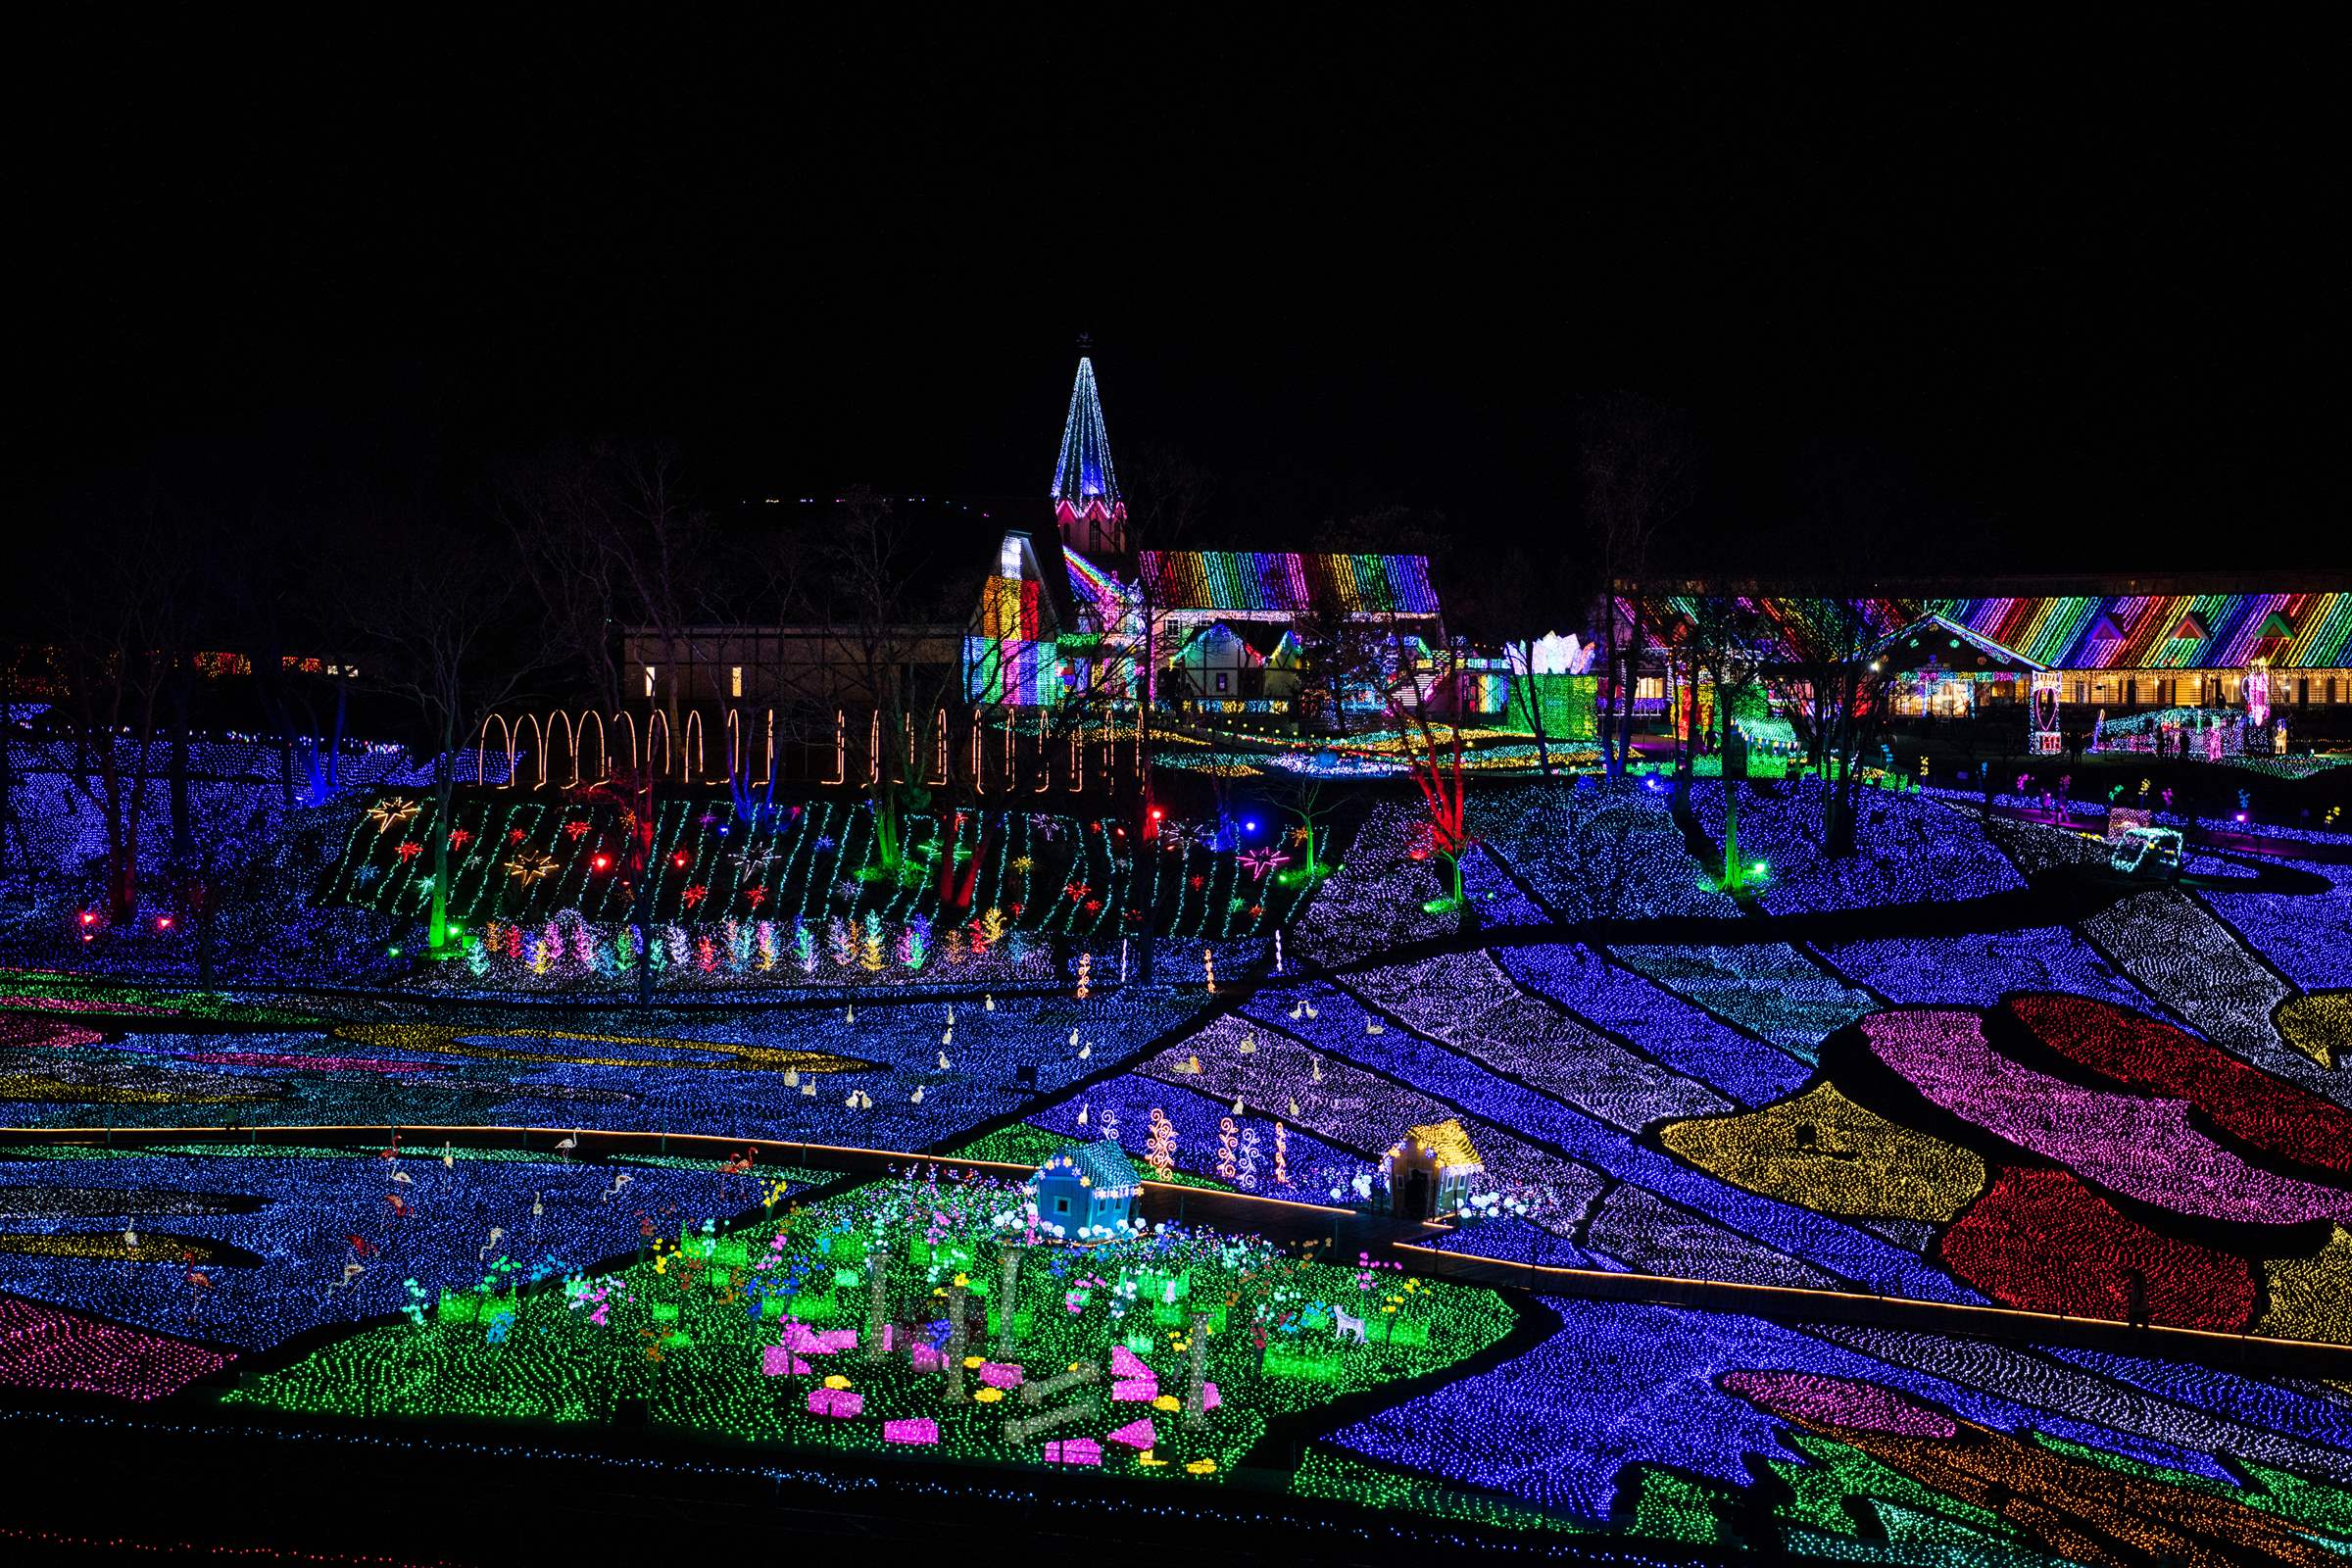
3,778,2350,1560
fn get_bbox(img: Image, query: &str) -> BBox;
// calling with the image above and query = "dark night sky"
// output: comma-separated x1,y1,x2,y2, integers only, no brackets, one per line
24,11,2345,576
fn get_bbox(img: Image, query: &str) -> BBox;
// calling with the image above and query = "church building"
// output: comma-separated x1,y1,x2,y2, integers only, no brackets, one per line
966,354,1446,722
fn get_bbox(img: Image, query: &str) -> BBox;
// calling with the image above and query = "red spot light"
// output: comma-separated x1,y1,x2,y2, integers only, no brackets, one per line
78,911,98,926
1149,807,1164,820
592,855,612,871
155,915,173,930
672,852,690,868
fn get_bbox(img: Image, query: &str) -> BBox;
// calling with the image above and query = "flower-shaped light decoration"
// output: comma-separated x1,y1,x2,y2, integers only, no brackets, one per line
1239,847,1290,882
1009,856,1035,875
366,798,418,832
446,828,471,850
504,850,561,889
1811,994,2352,1338
564,820,591,841
395,842,423,861
681,885,709,909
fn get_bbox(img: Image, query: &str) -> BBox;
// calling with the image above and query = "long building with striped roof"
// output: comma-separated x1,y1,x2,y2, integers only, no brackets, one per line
1623,576,2352,723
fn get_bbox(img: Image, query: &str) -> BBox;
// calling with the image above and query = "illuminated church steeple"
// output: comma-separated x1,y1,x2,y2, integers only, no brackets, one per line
1051,343,1127,555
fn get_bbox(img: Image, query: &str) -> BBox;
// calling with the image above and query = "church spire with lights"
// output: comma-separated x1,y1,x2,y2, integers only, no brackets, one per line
1052,341,1127,555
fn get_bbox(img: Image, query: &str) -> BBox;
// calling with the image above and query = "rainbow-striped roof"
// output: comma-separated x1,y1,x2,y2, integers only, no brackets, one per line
1930,593,2352,669
1138,552,1439,616
1637,591,2352,669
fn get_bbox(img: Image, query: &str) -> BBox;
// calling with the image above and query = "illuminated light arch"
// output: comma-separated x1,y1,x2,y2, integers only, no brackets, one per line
546,710,578,788
1032,710,1052,793
611,711,638,774
647,710,672,779
576,710,608,781
723,708,742,783
475,713,515,787
931,708,950,786
867,710,882,786
970,712,988,793
682,710,705,781
514,712,547,790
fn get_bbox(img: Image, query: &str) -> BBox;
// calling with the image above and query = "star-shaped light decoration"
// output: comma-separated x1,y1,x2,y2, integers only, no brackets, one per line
733,844,781,880
681,885,709,908
366,798,418,832
1008,855,1035,875
354,864,381,886
564,820,592,841
1287,826,1312,848
504,850,561,889
743,887,768,908
1028,813,1060,841
446,827,472,850
1239,847,1291,882
396,841,423,860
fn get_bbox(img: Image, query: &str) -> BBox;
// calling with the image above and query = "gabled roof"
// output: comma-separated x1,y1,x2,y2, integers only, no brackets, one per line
1038,1139,1140,1192
1140,552,1441,616
1865,612,2044,674
1394,1118,1482,1171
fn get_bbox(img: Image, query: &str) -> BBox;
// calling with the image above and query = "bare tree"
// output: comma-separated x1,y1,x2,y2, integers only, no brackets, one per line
1579,394,1699,775
498,439,710,721
818,489,967,872
1678,595,1769,892
334,509,548,956
44,495,189,924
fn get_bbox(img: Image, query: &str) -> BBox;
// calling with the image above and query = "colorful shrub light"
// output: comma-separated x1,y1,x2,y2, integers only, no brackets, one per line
1024,1072,1356,1194
1936,1166,2259,1331
1323,1297,2323,1524
1220,987,1970,1298
1609,943,1877,1061
1814,925,2148,1010
0,1145,766,1350
1686,782,2026,916
1998,994,2352,1178
2080,889,2307,1077
2194,856,2352,992
1659,1083,1987,1222
0,990,1200,1153
222,1168,1515,1484
330,796,1314,956
1494,943,1809,1106
1860,1008,2352,1226
1346,952,1734,1132
0,1292,234,1400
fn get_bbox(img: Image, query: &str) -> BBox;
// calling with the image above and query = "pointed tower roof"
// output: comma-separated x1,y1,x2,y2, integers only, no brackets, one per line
1052,354,1126,528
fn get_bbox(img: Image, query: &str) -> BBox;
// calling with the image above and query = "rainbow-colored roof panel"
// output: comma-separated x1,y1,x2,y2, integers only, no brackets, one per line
1636,592,2352,669
1929,594,2352,669
1138,552,1439,616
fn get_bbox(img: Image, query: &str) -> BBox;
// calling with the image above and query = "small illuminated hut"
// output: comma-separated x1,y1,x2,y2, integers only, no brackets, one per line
1028,1139,1142,1243
1383,1118,1483,1220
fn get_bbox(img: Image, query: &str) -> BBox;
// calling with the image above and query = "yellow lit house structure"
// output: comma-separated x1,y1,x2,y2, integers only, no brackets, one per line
1383,1119,1484,1220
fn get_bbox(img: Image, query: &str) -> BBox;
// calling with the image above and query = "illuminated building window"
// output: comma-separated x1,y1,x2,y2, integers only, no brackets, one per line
644,665,657,698
730,665,744,698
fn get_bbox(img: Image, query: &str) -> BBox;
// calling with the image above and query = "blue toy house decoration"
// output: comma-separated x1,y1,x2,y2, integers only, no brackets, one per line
1028,1139,1143,1243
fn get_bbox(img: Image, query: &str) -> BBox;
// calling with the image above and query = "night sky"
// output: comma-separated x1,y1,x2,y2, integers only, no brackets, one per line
25,13,2344,576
